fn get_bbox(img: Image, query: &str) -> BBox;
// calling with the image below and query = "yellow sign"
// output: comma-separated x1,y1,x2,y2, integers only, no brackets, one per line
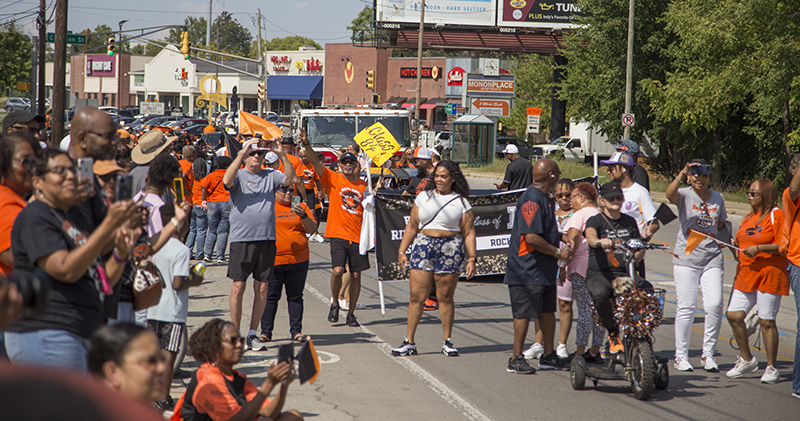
353,122,400,167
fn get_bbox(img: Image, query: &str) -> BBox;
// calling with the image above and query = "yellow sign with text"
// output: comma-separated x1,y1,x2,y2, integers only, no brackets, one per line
353,122,401,167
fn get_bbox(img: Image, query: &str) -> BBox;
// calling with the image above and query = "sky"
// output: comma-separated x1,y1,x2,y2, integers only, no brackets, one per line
0,0,368,48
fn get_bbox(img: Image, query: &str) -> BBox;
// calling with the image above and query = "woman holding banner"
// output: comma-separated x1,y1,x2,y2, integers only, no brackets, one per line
665,159,727,372
392,160,477,358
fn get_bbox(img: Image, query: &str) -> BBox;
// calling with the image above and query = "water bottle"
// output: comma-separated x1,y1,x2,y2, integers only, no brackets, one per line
190,261,207,281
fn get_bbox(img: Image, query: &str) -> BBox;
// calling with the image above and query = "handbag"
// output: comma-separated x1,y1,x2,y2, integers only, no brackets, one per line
406,195,463,258
131,242,164,311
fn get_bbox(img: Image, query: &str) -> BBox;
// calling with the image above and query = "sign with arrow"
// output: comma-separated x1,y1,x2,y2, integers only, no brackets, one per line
469,98,511,117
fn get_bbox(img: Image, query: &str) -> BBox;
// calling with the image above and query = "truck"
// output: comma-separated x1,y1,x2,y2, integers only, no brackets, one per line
559,119,618,163
296,108,412,166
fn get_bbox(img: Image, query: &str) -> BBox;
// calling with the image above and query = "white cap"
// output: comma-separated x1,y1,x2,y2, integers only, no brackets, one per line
414,147,433,159
264,152,279,164
430,148,440,156
502,144,519,154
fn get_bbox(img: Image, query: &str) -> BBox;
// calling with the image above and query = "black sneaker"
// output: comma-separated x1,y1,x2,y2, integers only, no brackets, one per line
327,304,340,323
442,338,459,356
582,350,603,365
507,354,536,374
392,339,417,356
539,351,568,371
246,335,268,351
346,313,359,327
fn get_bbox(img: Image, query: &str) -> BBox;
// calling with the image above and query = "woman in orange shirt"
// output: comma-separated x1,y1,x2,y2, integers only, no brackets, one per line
201,156,232,263
727,179,789,383
0,132,40,277
260,186,317,342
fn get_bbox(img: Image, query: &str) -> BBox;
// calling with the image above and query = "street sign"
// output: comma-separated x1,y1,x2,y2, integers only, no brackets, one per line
446,103,458,115
526,107,541,116
527,114,540,134
46,32,87,45
171,107,184,117
470,98,511,117
622,113,635,127
140,102,165,116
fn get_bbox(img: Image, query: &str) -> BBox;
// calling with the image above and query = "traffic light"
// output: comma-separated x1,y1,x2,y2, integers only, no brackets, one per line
366,70,375,90
107,37,115,56
180,31,191,59
257,82,266,101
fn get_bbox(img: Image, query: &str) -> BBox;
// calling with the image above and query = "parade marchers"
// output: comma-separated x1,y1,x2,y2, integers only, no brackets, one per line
0,108,799,420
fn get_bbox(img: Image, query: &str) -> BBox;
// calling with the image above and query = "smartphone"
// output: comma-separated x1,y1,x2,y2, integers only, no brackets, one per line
691,164,712,176
173,177,185,204
277,343,294,364
77,157,94,193
292,195,301,207
116,174,133,201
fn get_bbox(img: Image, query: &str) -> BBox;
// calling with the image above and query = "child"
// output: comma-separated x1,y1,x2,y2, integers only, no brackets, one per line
147,201,204,412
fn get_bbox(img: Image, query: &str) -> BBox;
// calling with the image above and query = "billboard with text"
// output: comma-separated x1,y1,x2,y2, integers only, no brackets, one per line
497,0,584,29
376,0,495,27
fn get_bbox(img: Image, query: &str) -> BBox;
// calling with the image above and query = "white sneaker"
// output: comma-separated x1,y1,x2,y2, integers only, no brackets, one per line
726,355,759,378
338,298,349,311
701,355,719,372
353,302,367,310
674,357,694,371
760,365,780,384
556,343,569,359
313,233,325,243
523,342,544,360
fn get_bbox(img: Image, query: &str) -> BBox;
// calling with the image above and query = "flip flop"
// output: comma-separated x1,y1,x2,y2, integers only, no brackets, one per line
292,333,304,342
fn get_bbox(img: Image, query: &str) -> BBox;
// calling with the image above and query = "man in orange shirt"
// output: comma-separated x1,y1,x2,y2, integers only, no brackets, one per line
178,146,197,206
782,154,800,398
297,148,324,243
300,129,368,327
278,138,308,204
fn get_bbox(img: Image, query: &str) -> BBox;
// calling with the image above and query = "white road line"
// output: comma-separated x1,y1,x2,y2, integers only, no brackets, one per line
304,283,492,421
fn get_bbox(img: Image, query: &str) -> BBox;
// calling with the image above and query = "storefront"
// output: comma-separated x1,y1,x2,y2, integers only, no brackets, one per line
265,49,325,114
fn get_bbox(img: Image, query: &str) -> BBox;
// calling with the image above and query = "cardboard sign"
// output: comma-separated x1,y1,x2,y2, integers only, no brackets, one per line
353,122,401,167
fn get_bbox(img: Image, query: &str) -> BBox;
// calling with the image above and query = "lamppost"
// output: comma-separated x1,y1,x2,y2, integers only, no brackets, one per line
117,20,128,110
214,11,229,118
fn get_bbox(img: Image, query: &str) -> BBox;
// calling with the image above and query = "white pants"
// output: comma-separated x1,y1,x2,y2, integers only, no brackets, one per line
673,265,724,359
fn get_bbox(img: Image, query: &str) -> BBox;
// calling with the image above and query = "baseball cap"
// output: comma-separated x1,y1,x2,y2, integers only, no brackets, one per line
502,144,519,154
93,160,124,176
280,137,295,145
599,181,624,199
600,152,634,167
414,147,433,159
615,139,640,156
2,111,45,132
264,152,279,164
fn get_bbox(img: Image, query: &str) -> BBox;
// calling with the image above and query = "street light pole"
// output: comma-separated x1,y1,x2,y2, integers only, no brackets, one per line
623,0,635,140
118,20,128,110
413,0,426,147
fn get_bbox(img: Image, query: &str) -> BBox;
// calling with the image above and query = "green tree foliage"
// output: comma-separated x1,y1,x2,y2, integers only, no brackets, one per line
0,24,32,95
264,36,321,52
498,54,554,142
168,15,254,58
130,43,162,56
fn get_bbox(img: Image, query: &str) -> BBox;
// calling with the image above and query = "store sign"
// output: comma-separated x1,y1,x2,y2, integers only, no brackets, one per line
271,55,292,72
174,68,188,87
465,75,515,97
86,55,116,77
399,67,440,79
297,58,323,72
376,0,494,27
447,66,465,86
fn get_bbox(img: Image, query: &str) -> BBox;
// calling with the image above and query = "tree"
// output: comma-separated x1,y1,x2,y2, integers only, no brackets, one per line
168,16,254,58
0,24,32,96
130,42,162,56
498,54,554,142
263,36,321,52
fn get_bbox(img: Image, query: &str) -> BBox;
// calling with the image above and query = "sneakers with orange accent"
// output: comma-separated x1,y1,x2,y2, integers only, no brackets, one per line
423,298,439,311
608,333,624,354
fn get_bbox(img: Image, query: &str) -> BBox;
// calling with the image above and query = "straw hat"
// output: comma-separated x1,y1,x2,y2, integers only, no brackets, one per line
131,129,176,165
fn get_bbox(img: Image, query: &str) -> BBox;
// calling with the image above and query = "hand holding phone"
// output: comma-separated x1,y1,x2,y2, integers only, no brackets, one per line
292,195,301,208
173,177,185,205
77,157,94,194
277,343,294,365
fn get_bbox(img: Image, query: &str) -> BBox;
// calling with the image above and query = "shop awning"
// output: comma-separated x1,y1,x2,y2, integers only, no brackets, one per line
428,98,449,106
267,76,323,100
401,98,428,108
420,103,436,109
384,96,407,104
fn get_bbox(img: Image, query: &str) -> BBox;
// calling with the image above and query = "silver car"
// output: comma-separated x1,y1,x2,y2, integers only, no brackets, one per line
4,97,30,112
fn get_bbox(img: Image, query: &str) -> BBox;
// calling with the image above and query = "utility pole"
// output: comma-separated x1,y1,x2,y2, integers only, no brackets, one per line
206,0,212,55
52,0,68,145
37,0,46,116
118,20,128,109
257,8,263,118
30,37,37,113
623,0,635,140
413,0,426,146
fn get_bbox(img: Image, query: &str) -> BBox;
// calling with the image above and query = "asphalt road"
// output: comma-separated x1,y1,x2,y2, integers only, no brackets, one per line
172,175,799,420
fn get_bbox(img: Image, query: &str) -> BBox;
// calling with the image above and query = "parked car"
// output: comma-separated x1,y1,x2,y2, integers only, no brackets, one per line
4,97,30,112
177,124,208,138
173,119,208,130
495,136,531,160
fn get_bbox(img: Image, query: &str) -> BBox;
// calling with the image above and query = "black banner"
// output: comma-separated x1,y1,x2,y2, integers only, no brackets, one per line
374,190,524,280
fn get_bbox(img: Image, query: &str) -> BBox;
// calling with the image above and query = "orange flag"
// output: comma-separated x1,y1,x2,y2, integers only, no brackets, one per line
238,110,282,139
685,230,705,254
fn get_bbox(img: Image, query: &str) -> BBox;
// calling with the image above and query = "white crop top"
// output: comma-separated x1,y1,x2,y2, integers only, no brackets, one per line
415,191,472,232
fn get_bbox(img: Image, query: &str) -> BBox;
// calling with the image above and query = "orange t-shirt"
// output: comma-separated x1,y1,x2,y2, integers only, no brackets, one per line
0,185,27,276
782,188,800,264
192,175,205,206
299,161,319,190
275,202,314,265
735,209,789,295
200,169,230,203
321,168,366,243
278,154,304,181
170,362,269,421
179,160,195,206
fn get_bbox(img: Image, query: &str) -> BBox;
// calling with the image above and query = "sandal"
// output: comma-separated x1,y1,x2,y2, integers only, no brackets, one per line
292,333,304,342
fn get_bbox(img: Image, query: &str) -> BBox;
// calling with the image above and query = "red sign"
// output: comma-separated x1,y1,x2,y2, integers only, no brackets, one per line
86,55,116,77
271,56,290,63
400,67,439,79
447,66,465,85
305,59,322,71
526,107,541,115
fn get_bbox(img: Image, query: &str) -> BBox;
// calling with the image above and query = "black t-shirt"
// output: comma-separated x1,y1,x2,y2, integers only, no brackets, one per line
405,172,432,195
503,158,533,191
9,200,104,339
66,174,108,233
504,186,560,286
584,212,641,280
632,163,650,192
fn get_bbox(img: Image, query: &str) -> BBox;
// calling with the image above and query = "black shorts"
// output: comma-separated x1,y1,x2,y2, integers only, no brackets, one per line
305,189,316,215
329,238,370,273
228,240,276,282
508,284,557,320
146,320,185,353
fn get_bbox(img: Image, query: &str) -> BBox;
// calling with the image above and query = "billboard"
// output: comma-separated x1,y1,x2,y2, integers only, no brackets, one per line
86,55,116,77
497,0,584,29
376,0,495,27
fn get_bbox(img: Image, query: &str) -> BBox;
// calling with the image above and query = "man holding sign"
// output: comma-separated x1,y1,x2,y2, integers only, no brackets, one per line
299,129,369,328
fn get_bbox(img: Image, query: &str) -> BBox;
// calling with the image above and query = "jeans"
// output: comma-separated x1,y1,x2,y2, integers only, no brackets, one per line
788,262,800,393
673,265,724,360
4,329,90,373
186,205,208,259
205,201,230,260
261,260,309,338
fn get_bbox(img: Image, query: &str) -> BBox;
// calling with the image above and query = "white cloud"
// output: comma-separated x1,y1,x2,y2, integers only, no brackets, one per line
293,2,309,11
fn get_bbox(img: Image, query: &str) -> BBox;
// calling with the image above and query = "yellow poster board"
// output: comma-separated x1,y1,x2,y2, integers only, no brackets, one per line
352,122,401,167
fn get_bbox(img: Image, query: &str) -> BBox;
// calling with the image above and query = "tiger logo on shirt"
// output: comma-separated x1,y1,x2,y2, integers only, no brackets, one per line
340,187,362,214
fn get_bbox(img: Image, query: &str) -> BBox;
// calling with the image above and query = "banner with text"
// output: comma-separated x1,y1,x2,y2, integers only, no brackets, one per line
353,122,401,167
374,190,523,280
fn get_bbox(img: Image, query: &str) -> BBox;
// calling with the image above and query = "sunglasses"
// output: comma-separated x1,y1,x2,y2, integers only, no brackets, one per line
45,165,77,177
746,191,761,197
248,151,265,157
605,196,625,202
11,125,39,134
98,172,119,183
278,186,295,193
340,159,357,166
555,193,571,199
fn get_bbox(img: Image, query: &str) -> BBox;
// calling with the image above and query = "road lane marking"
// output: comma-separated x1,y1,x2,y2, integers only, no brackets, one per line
305,283,492,421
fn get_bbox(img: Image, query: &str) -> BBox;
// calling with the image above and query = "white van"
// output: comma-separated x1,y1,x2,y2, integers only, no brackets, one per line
562,119,617,163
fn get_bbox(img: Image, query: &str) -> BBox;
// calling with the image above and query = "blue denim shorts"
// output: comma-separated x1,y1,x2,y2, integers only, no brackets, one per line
408,234,466,274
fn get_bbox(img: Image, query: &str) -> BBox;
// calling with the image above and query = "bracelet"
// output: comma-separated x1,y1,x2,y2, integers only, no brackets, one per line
554,248,561,258
112,248,128,263
756,245,761,252
170,217,181,229
467,257,476,262
399,250,407,255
